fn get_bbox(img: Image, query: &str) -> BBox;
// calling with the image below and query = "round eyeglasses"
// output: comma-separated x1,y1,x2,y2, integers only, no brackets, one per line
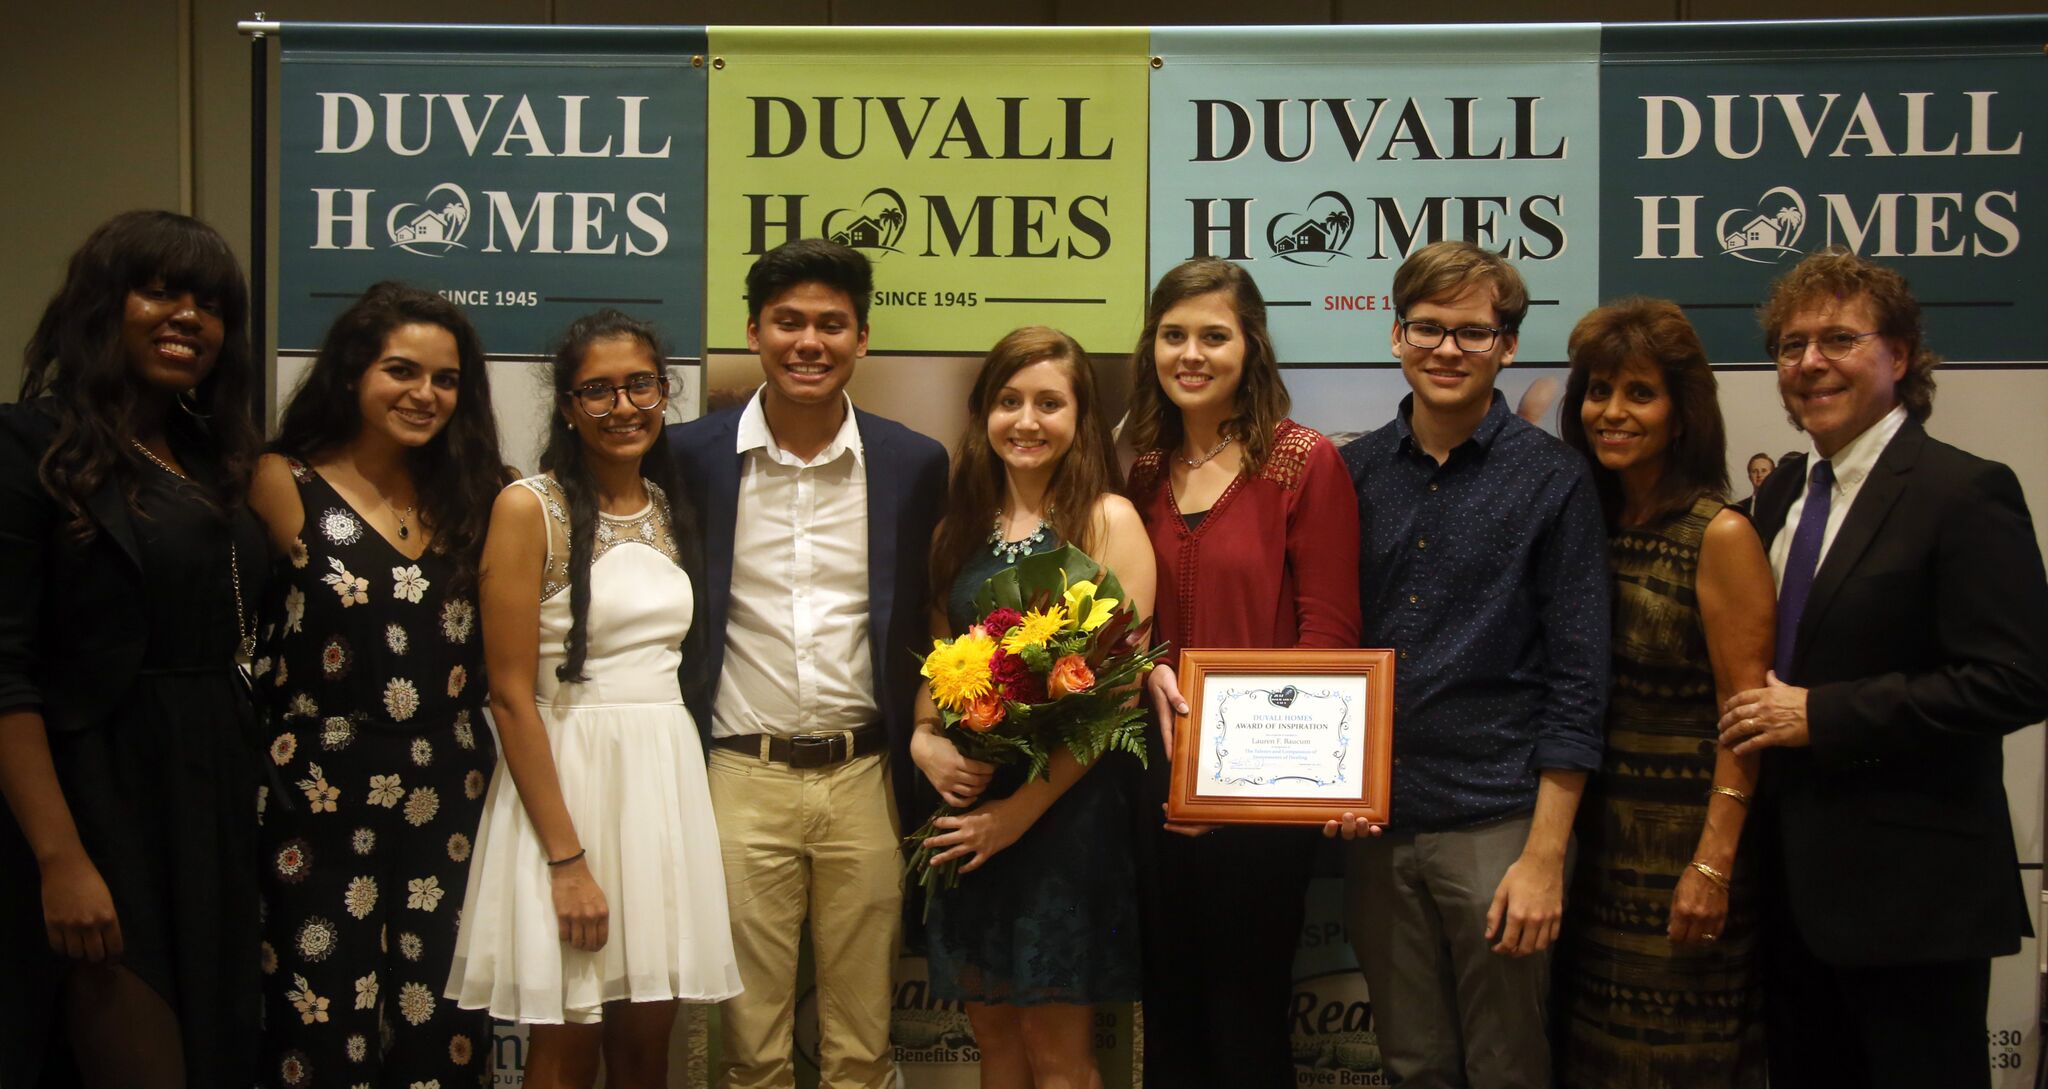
567,373,669,418
1397,318,1508,354
1771,331,1882,368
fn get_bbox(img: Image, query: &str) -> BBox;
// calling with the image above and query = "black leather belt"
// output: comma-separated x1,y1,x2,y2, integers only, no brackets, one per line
710,724,886,768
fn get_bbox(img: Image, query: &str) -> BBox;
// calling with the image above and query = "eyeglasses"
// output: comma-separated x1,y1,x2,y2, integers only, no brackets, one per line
567,373,668,418
1771,330,1882,368
1397,319,1509,354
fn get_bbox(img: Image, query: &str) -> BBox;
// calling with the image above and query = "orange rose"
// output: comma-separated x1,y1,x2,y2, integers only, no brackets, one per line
1047,654,1096,698
961,692,1006,732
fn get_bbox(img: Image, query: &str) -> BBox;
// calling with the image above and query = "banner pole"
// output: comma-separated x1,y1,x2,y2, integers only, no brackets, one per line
247,13,269,425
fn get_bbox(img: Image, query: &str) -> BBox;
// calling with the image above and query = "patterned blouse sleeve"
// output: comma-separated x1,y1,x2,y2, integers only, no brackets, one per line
1286,433,1363,649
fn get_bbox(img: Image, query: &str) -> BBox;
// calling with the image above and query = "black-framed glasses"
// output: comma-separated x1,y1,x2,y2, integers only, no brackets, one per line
1771,330,1883,368
567,373,668,417
1398,318,1508,354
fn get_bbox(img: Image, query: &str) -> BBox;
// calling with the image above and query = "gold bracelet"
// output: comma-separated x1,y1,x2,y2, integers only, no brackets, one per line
1709,786,1752,806
1689,859,1731,891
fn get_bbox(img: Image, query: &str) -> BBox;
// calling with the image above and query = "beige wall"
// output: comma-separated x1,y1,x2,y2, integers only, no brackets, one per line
4,0,2038,398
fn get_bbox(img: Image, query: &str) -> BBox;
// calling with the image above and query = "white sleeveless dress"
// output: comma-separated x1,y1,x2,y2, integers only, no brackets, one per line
446,476,741,1023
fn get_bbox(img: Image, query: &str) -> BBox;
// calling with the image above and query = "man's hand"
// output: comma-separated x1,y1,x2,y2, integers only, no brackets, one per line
1320,812,1386,841
1486,851,1565,956
1718,671,1810,755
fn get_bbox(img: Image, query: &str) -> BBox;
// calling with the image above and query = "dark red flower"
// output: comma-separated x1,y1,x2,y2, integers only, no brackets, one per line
989,648,1046,705
981,607,1025,639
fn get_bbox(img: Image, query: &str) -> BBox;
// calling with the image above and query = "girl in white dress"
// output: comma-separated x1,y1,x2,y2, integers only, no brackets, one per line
447,311,740,1088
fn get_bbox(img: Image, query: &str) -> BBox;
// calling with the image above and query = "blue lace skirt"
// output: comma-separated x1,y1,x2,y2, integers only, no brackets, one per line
924,756,1141,1005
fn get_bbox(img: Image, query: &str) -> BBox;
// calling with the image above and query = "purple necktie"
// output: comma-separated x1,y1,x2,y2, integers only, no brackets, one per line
1774,459,1834,680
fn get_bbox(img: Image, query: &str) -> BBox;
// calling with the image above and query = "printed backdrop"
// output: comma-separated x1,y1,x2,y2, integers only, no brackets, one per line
273,16,2047,1088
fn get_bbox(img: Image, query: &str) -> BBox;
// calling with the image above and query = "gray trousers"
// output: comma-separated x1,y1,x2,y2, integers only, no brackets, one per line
1343,813,1570,1089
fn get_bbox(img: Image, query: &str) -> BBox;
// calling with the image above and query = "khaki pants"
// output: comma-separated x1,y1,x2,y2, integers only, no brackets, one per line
1344,813,1571,1089
707,747,903,1089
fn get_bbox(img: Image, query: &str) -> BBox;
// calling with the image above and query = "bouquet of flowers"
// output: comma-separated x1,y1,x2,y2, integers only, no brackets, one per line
907,543,1165,915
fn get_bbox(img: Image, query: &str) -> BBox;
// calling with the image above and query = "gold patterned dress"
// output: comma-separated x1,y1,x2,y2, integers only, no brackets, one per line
1556,496,1764,1089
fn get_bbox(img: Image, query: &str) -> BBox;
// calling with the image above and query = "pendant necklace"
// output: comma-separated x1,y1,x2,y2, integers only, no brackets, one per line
988,508,1050,564
1179,434,1234,468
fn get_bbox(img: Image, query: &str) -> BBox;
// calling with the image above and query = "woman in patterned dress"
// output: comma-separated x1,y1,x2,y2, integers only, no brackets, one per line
1554,297,1776,1088
1,210,263,1089
908,325,1156,1087
446,311,738,1089
248,282,506,1088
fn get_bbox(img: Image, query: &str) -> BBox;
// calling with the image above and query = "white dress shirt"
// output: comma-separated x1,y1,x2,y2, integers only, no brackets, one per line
1770,403,1909,590
711,389,879,738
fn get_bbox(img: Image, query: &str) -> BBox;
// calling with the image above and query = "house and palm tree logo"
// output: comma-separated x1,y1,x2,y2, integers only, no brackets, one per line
824,187,909,255
1267,191,1356,267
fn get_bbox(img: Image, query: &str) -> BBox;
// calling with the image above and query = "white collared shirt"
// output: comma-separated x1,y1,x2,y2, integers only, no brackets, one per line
1770,403,1910,590
711,388,879,738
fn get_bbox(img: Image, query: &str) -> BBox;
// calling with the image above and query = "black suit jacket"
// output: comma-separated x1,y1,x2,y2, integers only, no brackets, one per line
1,402,161,731
1751,419,2048,965
665,403,948,833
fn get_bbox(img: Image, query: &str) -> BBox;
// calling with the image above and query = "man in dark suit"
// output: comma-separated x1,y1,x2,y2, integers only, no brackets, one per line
667,239,947,1089
1719,248,2048,1089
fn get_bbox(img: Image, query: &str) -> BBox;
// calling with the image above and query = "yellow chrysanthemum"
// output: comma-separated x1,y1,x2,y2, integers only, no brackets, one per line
922,630,997,711
1062,580,1119,632
1000,606,1069,654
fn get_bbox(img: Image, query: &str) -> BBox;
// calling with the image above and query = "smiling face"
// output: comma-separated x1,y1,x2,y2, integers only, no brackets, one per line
986,358,1078,479
748,280,867,412
1774,293,1905,458
122,280,226,395
1393,283,1517,425
564,335,665,466
354,322,461,450
1579,357,1675,480
1152,290,1247,423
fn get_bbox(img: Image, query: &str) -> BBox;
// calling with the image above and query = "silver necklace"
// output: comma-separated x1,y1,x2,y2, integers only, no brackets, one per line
129,439,255,660
988,509,1049,564
1178,435,1234,468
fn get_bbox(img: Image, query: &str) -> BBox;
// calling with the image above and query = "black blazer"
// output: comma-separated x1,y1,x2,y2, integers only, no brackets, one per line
666,403,948,830
1751,419,2048,965
0,402,156,732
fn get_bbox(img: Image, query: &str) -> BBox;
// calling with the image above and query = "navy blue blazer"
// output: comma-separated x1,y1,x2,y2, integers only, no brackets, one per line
666,402,948,830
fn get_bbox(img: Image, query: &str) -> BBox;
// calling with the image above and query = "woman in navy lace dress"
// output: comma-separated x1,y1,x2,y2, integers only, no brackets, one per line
910,326,1156,1087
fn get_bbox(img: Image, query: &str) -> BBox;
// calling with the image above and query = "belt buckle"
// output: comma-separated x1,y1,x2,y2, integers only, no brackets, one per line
788,732,846,769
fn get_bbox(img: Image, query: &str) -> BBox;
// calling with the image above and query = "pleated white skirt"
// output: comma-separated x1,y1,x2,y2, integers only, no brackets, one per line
446,700,742,1024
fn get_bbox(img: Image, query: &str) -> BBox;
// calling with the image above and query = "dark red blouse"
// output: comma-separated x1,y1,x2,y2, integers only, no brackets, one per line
1128,420,1362,654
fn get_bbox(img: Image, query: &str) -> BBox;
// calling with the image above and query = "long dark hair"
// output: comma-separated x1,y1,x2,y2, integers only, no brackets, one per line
539,310,691,683
931,326,1121,604
20,210,258,539
1123,257,1290,476
1561,296,1729,525
271,282,503,586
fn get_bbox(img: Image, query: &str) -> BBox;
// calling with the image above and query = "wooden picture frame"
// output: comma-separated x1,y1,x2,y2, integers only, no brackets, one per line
1165,648,1394,826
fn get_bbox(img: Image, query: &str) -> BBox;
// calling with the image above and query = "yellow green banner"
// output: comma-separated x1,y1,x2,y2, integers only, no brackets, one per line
705,28,1150,355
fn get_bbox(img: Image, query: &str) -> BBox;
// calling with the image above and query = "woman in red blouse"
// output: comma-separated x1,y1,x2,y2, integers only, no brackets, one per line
1124,257,1361,1089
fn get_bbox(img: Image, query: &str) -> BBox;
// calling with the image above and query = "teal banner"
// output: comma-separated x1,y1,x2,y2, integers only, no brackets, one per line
278,24,707,358
1148,26,1603,366
1600,17,2048,364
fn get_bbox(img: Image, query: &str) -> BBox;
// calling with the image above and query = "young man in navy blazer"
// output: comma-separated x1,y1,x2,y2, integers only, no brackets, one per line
667,239,948,1089
1721,248,2048,1089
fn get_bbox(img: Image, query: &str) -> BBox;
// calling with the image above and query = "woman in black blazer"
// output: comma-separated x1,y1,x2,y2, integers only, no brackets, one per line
0,211,264,1089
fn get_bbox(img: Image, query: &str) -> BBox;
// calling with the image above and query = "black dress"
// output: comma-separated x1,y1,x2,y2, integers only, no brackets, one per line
253,459,496,1088
922,538,1141,1005
0,432,267,1088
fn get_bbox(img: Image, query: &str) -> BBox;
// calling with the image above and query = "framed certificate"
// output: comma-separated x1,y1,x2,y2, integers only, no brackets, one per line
1165,648,1394,826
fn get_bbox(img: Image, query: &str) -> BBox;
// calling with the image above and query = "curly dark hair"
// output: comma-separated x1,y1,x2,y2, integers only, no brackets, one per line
19,210,259,540
1561,297,1729,525
271,282,504,589
1760,247,1938,421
